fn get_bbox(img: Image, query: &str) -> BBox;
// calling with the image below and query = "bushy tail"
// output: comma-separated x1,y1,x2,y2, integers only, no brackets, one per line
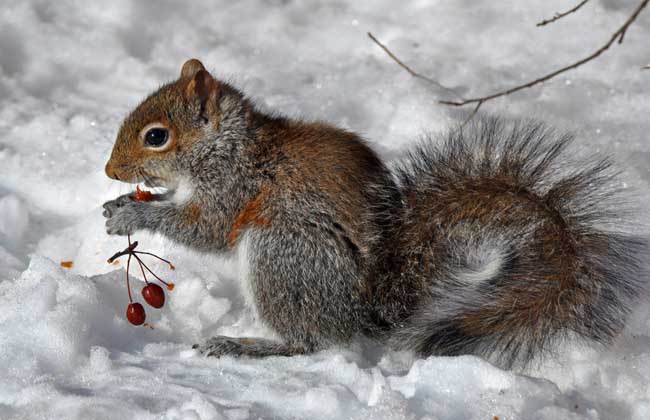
389,118,648,369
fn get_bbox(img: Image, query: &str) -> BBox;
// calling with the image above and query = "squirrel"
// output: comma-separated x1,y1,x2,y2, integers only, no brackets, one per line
102,59,647,369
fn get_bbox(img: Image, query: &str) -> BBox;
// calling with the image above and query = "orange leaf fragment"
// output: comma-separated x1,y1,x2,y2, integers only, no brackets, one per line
60,261,74,268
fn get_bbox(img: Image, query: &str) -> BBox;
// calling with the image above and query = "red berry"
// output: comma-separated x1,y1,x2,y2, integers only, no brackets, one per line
133,186,154,202
142,284,165,308
126,303,146,325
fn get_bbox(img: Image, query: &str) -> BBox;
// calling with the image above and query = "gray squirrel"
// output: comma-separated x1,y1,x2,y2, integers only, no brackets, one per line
102,59,647,369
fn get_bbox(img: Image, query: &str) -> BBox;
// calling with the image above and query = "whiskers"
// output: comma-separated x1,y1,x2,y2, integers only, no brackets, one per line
138,168,168,194
138,168,153,186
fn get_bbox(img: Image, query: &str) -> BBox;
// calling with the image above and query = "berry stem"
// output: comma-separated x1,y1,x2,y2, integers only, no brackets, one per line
107,240,139,263
133,251,175,270
136,256,149,284
126,253,133,303
107,233,176,305
132,253,172,287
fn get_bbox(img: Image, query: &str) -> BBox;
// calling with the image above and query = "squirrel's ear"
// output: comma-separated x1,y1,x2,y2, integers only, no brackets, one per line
180,59,206,79
185,69,220,121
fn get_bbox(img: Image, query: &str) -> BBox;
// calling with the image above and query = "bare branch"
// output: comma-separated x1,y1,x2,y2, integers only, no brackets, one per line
441,0,649,108
107,241,139,263
461,101,483,127
642,65,650,70
537,0,590,27
367,32,463,101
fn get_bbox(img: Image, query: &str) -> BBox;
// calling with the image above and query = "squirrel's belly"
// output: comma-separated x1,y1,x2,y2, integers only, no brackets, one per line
235,229,261,321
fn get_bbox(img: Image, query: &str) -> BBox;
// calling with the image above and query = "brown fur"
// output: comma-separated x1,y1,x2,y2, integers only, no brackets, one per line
408,177,585,336
251,119,389,258
182,202,203,226
383,119,648,368
228,187,273,248
105,71,222,183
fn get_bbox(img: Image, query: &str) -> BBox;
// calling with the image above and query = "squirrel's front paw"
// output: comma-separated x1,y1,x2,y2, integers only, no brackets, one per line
102,195,145,236
102,194,133,218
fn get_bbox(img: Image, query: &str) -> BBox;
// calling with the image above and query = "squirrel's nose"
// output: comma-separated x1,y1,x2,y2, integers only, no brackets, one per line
105,162,121,180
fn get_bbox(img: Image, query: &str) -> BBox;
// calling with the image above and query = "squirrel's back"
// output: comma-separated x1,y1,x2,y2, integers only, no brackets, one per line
244,115,401,267
382,118,648,368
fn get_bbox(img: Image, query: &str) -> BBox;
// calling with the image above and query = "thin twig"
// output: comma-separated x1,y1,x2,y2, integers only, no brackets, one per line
642,65,650,70
126,254,133,302
537,0,590,26
134,251,175,270
461,101,484,128
441,0,649,108
133,253,172,287
136,256,149,284
367,32,464,101
107,241,139,263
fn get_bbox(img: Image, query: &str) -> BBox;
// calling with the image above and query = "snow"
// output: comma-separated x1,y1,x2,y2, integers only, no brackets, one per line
1,0,649,419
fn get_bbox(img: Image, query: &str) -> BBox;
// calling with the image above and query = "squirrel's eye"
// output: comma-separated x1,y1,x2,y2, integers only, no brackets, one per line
144,128,169,147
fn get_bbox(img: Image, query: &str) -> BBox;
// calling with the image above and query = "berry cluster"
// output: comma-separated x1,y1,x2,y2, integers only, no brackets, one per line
106,188,175,326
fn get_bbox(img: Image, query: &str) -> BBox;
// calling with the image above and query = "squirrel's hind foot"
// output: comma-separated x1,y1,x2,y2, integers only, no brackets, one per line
193,336,309,358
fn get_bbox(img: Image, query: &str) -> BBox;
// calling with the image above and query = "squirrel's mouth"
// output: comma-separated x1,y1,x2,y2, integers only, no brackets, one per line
142,178,173,198
143,177,166,189
140,169,173,191
123,170,173,198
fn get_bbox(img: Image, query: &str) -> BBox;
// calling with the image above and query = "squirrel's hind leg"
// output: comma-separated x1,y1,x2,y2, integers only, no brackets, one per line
193,336,308,358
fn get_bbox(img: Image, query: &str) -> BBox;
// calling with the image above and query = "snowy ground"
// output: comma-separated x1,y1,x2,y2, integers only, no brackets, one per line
1,1,650,419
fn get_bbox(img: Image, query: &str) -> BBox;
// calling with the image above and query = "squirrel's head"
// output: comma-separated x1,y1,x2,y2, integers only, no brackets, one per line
105,59,246,189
